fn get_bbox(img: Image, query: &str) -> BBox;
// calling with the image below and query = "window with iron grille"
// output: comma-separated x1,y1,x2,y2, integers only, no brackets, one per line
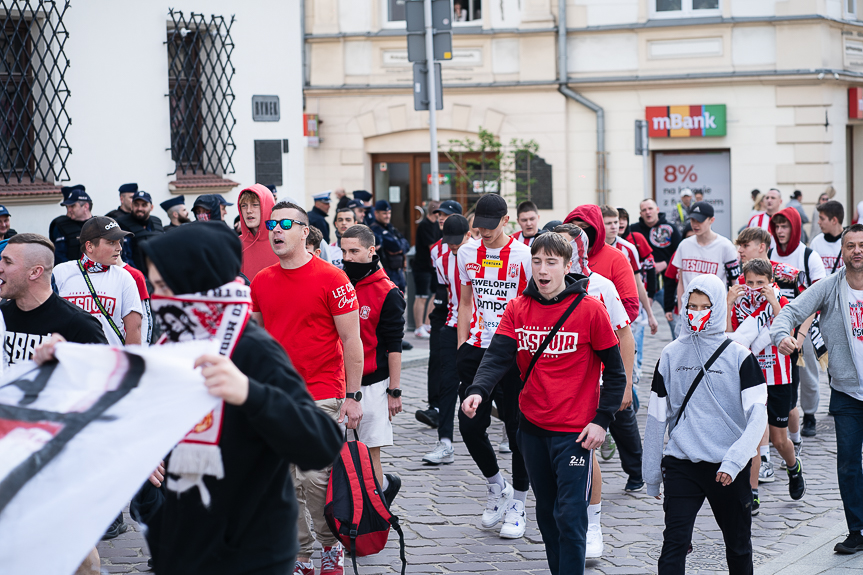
166,10,236,178
0,1,70,189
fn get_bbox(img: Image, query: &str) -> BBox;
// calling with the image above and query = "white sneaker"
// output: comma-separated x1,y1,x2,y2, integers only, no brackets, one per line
499,439,511,454
585,524,604,558
499,499,526,539
482,481,514,529
422,441,455,465
414,327,430,339
758,459,775,483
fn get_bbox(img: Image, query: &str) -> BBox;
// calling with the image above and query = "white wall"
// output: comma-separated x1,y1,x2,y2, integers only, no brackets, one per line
10,0,304,237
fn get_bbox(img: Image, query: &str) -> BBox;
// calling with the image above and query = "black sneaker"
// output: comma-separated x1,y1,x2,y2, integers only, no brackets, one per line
383,473,402,506
624,479,645,492
101,512,129,540
801,414,817,437
835,531,863,554
402,340,414,351
751,489,760,517
415,408,439,429
787,459,805,500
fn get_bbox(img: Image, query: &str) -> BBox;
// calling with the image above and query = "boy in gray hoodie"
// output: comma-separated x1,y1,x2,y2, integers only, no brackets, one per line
644,274,767,575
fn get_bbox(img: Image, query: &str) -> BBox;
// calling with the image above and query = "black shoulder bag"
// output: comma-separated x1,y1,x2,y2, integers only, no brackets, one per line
673,338,732,427
77,260,126,345
520,292,586,388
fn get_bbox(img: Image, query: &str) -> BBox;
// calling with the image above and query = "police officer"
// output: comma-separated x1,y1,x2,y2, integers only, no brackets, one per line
353,190,375,227
308,191,332,244
161,196,189,231
115,190,164,270
213,194,234,221
106,183,138,220
49,185,93,265
370,200,410,292
0,205,17,240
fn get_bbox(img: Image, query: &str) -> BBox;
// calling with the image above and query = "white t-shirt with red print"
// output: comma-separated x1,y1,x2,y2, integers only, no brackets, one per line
670,235,739,292
586,273,630,331
845,285,863,401
458,236,532,348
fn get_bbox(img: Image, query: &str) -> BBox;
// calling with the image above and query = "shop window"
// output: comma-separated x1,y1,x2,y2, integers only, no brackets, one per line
846,0,858,19
515,153,553,210
385,0,481,24
167,9,236,179
0,1,70,191
652,0,720,18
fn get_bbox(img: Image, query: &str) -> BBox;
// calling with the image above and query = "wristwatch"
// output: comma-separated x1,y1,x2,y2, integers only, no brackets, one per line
386,388,402,398
345,391,363,402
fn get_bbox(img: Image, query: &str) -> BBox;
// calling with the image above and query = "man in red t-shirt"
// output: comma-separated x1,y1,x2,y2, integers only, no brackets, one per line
461,232,626,575
250,201,363,575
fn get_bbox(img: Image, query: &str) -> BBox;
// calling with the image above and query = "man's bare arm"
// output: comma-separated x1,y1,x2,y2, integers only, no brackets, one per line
123,311,142,346
251,311,264,327
457,284,474,348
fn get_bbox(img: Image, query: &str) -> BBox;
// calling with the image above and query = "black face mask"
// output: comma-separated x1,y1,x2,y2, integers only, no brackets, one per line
343,255,380,284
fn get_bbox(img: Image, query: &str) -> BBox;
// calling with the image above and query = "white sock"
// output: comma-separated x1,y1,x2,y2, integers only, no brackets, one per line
513,490,527,503
487,472,505,489
440,437,452,448
789,430,801,443
760,446,770,461
382,475,390,491
588,503,601,527
298,561,313,568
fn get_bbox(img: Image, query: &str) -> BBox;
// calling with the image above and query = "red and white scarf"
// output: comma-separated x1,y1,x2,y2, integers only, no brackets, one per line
80,254,108,274
150,280,251,505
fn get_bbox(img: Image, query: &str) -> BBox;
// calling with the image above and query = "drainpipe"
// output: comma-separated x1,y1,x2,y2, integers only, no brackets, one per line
557,0,607,205
301,0,307,104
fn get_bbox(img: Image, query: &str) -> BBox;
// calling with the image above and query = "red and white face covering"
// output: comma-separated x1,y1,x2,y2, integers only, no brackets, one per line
150,280,250,506
687,309,711,333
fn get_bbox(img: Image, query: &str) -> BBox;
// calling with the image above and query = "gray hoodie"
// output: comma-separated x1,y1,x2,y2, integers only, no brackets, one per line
643,275,768,497
770,266,863,397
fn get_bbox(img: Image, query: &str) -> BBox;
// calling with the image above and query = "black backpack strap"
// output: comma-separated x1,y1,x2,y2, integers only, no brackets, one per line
390,515,407,575
803,247,812,287
77,260,125,345
832,251,841,274
521,292,586,388
674,339,733,428
349,536,359,575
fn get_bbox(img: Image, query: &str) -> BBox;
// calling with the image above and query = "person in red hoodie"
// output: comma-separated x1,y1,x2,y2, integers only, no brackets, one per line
564,205,639,322
340,224,406,508
238,184,278,281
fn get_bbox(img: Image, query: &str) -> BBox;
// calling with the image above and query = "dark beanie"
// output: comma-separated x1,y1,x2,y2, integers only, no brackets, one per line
141,221,242,294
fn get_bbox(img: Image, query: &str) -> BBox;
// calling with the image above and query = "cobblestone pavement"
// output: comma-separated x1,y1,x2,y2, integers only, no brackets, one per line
98,315,861,574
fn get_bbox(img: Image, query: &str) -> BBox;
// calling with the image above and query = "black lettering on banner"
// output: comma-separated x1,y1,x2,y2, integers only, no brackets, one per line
0,352,146,513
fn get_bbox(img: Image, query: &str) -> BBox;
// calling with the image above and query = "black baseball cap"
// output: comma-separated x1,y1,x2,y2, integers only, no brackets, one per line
60,185,91,206
473,194,508,229
79,216,132,244
434,200,463,216
442,214,470,245
132,190,153,204
688,201,714,222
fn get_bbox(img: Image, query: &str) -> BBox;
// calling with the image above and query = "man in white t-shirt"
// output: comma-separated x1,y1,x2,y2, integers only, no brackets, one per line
671,202,740,323
748,188,783,230
772,224,863,555
810,200,845,275
53,217,143,346
769,206,827,437
512,200,539,246
457,193,532,539
327,207,356,269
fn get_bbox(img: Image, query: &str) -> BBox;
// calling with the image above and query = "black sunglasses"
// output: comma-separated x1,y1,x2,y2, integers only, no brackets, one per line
265,219,307,231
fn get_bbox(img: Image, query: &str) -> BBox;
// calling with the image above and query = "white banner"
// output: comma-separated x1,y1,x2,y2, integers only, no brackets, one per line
655,150,732,239
0,341,220,575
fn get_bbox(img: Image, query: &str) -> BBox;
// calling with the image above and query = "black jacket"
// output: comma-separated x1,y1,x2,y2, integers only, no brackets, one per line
140,223,344,575
629,212,681,266
116,213,165,270
48,216,86,265
308,206,331,244
413,217,441,273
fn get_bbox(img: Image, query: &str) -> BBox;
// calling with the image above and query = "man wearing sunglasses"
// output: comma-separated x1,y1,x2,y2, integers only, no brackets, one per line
250,201,364,574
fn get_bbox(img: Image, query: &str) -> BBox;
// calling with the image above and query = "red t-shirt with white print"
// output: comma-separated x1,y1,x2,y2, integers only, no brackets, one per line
251,255,359,400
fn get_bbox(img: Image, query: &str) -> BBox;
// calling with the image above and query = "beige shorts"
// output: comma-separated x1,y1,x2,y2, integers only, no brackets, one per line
349,378,394,448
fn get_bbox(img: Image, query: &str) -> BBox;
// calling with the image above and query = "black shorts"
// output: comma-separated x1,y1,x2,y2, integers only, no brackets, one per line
767,384,793,428
413,270,436,297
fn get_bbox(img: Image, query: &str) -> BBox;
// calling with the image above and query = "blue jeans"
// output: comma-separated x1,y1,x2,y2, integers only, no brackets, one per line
829,388,863,532
517,429,592,575
633,322,645,375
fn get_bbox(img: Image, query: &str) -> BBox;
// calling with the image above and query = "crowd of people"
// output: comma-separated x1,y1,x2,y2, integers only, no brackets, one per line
2,182,863,575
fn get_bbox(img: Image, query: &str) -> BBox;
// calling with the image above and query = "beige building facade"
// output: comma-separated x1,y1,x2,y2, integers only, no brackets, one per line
304,0,863,241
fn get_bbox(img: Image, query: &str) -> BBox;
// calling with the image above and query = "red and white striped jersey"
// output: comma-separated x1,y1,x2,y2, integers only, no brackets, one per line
430,239,449,270
586,273,630,331
610,236,640,273
511,230,536,247
748,212,771,230
435,248,461,328
731,286,792,385
458,237,532,348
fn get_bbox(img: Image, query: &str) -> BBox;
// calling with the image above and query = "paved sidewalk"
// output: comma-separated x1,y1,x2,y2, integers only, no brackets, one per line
98,315,863,573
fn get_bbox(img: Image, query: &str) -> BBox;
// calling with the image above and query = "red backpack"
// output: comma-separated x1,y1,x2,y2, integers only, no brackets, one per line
324,435,406,575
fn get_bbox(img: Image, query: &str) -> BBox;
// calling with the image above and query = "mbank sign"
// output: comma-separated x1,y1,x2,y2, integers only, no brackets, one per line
646,105,726,138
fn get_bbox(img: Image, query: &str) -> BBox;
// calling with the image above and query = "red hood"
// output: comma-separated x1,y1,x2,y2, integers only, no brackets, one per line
769,206,802,257
564,205,605,257
238,184,279,279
